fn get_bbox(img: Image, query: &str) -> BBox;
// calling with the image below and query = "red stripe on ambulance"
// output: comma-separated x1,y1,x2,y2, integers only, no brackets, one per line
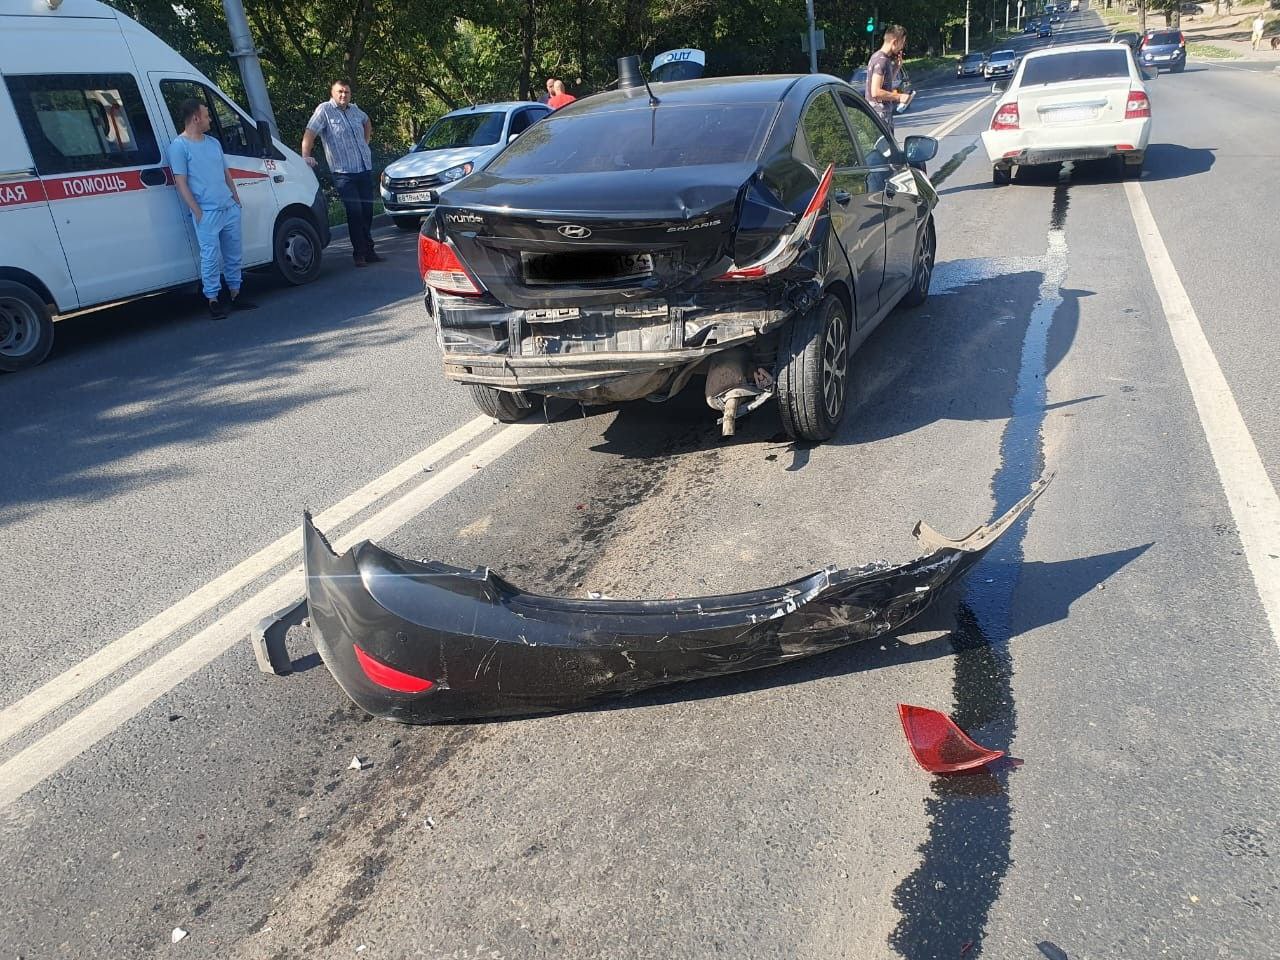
0,180,49,208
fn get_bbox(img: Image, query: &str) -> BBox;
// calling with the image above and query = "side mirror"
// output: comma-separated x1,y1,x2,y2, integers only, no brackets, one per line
508,132,520,143
256,118,274,158
903,135,939,170
991,80,1008,94
1141,66,1158,81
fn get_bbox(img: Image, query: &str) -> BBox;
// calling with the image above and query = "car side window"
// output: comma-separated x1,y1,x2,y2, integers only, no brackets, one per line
5,73,159,175
798,90,858,172
159,80,268,159
837,92,895,169
508,109,540,137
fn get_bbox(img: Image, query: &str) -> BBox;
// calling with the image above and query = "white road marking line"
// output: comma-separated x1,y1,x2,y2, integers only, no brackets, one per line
0,419,543,811
927,95,995,140
1125,180,1280,650
0,415,494,747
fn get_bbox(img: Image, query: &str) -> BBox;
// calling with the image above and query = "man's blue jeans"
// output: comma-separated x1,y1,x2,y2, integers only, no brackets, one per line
333,171,375,260
194,202,242,301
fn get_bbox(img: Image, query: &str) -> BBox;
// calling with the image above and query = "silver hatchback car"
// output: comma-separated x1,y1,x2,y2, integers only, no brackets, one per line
380,101,551,231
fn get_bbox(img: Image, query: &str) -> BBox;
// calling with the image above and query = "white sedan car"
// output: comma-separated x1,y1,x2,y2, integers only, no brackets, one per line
982,43,1153,184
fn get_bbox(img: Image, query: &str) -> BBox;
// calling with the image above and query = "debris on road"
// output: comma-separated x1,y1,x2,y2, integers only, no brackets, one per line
348,756,369,771
898,703,1006,774
302,476,1052,723
171,927,188,943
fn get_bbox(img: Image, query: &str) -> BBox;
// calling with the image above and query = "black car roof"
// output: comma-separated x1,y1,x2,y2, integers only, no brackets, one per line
569,74,813,113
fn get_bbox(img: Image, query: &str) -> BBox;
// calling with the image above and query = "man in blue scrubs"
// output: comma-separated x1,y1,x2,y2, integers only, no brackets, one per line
170,99,244,318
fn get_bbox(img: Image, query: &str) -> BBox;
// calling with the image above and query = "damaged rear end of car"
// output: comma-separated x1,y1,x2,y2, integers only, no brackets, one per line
420,76,861,439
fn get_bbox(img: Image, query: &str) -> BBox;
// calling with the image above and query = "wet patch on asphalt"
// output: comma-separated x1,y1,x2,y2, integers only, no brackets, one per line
890,170,1071,958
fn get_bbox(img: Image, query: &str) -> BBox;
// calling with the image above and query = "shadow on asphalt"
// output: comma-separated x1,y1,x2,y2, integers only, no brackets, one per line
939,143,1216,196
0,232,423,523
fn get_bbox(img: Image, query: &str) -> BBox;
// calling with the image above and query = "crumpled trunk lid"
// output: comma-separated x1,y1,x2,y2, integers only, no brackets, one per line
436,165,757,308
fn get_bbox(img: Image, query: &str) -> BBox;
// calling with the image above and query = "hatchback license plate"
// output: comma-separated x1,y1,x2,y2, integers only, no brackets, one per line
397,190,434,204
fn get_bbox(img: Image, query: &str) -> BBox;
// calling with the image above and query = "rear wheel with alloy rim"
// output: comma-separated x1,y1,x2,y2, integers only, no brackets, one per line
0,280,55,372
900,219,936,308
775,294,851,442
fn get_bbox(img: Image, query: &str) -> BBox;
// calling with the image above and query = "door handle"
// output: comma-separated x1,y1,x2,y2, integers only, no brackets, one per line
833,189,852,206
140,167,168,187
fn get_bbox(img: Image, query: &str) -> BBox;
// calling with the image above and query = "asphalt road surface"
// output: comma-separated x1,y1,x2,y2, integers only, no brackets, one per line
3,11,1278,959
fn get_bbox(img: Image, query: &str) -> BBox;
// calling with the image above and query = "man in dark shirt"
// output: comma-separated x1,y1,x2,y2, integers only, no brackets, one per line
865,24,910,131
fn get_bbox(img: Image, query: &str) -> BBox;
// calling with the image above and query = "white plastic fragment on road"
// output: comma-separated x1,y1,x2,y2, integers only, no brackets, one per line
171,927,188,943
348,756,369,771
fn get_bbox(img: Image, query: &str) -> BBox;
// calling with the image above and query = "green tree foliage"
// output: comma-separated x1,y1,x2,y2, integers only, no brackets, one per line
107,0,972,155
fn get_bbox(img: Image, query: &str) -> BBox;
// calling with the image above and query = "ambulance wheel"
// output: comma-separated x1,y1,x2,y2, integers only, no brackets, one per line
0,280,55,372
273,215,323,285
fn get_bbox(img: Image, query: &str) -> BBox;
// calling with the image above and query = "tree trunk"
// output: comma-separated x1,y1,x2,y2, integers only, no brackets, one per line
519,0,535,102
1138,0,1147,33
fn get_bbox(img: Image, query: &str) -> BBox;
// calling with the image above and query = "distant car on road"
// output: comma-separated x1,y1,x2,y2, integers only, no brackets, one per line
1179,3,1203,13
1039,23,1053,37
1139,29,1187,72
957,52,988,77
1026,19,1040,32
985,49,1018,77
983,42,1152,184
380,101,550,231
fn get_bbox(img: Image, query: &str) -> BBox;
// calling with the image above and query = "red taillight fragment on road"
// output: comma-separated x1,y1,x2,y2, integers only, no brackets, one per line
353,644,435,694
898,703,1005,773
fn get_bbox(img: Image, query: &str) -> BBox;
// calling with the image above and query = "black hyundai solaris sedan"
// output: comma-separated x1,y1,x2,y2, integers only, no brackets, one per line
418,73,939,442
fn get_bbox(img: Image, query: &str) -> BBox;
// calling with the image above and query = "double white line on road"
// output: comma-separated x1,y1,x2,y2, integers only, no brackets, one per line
0,417,542,810
1125,182,1280,650
926,94,994,140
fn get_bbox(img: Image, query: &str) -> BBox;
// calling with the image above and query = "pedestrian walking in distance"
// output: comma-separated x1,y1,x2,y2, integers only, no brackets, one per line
169,98,244,319
302,80,381,267
1251,13,1266,51
547,79,577,109
865,24,911,133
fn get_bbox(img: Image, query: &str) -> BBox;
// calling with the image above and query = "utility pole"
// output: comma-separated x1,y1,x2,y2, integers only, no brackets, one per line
805,0,818,73
221,0,277,136
1005,0,1010,31
965,0,971,54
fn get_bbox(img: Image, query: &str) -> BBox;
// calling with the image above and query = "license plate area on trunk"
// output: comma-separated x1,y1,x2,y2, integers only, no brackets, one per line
1040,106,1100,124
521,251,654,286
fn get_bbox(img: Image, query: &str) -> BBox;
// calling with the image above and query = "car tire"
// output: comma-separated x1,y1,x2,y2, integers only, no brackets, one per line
467,384,540,422
393,216,421,232
992,165,1012,186
0,280,55,372
273,215,323,285
900,219,936,309
1172,63,1185,72
775,294,851,442
1123,156,1144,179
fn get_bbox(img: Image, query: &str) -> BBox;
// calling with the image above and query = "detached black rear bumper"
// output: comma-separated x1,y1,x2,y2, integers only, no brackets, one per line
302,478,1050,724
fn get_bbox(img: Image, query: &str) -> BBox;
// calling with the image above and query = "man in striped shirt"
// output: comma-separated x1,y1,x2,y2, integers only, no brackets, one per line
302,81,380,267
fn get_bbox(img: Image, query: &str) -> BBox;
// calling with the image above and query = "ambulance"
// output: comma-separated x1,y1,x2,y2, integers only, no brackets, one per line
0,0,331,371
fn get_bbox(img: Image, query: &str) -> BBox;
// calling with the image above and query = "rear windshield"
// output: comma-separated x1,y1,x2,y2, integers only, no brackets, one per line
1021,49,1130,86
1146,31,1182,45
485,103,777,175
417,112,505,151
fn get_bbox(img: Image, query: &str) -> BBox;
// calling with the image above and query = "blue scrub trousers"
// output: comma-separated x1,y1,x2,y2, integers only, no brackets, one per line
195,202,243,301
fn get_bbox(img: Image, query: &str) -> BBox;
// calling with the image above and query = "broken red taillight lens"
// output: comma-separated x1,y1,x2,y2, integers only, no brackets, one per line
716,163,834,281
418,234,482,296
353,643,435,694
898,703,1005,774
1124,90,1151,119
991,103,1020,131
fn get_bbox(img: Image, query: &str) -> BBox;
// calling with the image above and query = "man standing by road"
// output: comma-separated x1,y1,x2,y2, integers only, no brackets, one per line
537,77,556,104
169,99,244,319
547,79,577,109
865,25,911,132
302,81,380,268
1251,12,1266,50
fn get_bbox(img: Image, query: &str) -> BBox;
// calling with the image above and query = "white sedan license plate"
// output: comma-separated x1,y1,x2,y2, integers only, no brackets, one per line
1045,106,1097,123
397,190,434,204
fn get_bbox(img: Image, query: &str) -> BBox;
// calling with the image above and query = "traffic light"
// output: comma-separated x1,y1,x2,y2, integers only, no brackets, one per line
866,16,876,33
